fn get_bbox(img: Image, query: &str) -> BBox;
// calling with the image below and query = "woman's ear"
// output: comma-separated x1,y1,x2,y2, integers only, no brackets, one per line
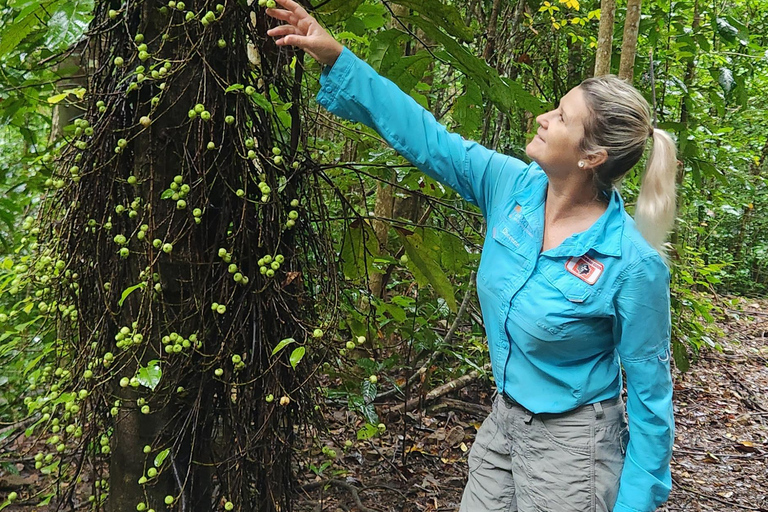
582,149,608,171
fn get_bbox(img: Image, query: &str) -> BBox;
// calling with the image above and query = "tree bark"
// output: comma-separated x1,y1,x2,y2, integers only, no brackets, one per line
618,0,643,81
594,0,617,76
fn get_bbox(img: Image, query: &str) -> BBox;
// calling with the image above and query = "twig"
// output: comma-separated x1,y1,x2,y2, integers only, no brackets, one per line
298,479,381,512
673,476,768,511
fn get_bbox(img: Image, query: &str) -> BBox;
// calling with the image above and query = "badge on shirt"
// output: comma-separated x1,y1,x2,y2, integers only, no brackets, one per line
565,255,604,285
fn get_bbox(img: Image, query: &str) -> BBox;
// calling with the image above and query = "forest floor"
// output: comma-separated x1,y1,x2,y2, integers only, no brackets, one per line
1,297,767,511
293,296,768,512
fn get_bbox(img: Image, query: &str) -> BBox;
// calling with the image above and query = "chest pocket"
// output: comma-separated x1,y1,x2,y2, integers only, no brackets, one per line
519,259,604,342
477,216,534,302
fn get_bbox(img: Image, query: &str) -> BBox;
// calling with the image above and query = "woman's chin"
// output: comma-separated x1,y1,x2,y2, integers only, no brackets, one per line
525,142,537,159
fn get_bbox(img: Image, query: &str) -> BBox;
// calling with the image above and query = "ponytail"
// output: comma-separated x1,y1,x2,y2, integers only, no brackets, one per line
634,129,678,255
578,76,678,257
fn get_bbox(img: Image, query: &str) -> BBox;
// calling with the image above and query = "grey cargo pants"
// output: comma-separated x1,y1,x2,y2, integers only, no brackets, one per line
459,394,628,512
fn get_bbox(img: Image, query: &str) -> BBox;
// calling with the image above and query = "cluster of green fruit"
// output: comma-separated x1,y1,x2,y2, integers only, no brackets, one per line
257,253,284,278
320,445,337,459
258,0,277,8
256,174,272,203
286,200,300,228
188,102,211,122
218,248,250,284
115,322,143,349
337,335,366,358
161,331,201,354
166,174,191,211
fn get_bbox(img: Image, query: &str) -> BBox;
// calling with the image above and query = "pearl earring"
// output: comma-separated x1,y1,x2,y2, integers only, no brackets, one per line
578,161,585,168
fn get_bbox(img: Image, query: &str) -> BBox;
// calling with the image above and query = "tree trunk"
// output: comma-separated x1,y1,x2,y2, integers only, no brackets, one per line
44,2,320,511
594,0,617,76
618,0,643,81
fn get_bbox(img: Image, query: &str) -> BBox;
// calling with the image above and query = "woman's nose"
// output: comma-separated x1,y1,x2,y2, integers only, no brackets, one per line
536,112,549,127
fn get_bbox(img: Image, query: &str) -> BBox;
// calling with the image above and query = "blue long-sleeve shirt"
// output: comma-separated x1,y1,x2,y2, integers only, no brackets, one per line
317,47,674,512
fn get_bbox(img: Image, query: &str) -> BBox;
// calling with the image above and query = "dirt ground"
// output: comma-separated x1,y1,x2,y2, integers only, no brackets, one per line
2,297,767,511
292,297,768,512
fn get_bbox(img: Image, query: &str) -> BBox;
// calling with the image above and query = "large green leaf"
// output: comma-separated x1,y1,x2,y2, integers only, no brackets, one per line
137,360,162,391
368,29,411,74
390,0,474,42
382,51,431,95
398,228,457,312
452,79,483,137
0,11,40,58
314,0,365,24
339,221,380,280
45,0,94,51
400,15,547,115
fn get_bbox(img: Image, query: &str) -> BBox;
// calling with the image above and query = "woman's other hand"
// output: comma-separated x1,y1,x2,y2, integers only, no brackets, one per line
265,0,343,67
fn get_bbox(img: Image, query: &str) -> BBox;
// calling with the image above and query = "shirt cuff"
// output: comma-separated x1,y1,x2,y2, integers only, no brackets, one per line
317,47,356,111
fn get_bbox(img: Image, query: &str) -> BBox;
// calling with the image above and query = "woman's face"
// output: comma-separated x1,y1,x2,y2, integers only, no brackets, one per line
526,86,592,179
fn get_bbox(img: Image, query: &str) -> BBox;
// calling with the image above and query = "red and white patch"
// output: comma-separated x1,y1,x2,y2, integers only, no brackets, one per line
565,255,604,285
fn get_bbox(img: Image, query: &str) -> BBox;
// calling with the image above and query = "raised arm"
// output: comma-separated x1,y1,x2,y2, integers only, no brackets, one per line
266,0,532,217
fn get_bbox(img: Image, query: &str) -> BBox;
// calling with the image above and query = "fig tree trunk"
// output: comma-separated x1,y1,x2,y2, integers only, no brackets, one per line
33,1,328,511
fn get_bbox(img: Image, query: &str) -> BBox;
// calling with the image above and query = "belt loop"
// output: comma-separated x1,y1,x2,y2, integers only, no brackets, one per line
593,401,604,419
523,410,534,424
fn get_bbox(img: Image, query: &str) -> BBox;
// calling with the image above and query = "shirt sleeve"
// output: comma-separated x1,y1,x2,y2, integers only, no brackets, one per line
612,256,674,512
316,47,531,218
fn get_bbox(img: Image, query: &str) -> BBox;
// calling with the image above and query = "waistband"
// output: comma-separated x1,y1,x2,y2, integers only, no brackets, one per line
500,392,622,424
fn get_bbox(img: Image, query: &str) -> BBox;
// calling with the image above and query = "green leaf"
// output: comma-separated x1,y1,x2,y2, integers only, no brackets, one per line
0,10,40,59
356,423,379,440
401,15,547,115
118,282,146,307
361,379,376,402
160,189,174,199
368,30,410,74
44,0,94,52
154,448,170,467
717,67,735,94
271,337,295,356
289,346,305,370
315,0,365,24
390,0,474,42
452,79,483,137
382,51,431,95
339,221,380,280
249,92,272,111
398,229,457,311
137,360,162,391
225,83,244,92
672,340,689,373
440,231,470,273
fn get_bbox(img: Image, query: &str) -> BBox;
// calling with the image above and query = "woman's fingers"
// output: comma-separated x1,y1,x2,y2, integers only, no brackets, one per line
265,7,297,24
274,34,311,49
271,0,310,18
266,25,301,37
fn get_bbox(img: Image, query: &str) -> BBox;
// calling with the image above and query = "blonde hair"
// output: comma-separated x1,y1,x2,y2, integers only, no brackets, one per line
579,75,678,255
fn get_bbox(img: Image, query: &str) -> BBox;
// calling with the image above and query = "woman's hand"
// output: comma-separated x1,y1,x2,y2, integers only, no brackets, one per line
265,0,343,67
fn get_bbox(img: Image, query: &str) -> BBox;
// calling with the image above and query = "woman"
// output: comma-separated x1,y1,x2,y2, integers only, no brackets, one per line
266,1,676,511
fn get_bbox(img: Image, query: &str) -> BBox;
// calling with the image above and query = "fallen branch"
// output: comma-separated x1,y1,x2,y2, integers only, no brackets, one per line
389,363,492,415
427,397,491,417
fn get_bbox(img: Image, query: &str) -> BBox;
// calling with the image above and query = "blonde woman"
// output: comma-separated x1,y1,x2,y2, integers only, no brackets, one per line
267,1,676,510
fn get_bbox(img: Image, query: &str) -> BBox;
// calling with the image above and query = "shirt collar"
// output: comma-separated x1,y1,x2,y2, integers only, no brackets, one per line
543,187,625,258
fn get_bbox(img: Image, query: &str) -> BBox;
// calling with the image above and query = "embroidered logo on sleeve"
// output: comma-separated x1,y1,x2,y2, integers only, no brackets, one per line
565,255,604,285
